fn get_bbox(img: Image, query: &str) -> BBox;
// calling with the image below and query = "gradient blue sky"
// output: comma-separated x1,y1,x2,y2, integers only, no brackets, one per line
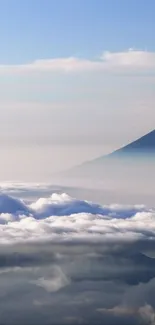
0,0,155,63
0,0,155,180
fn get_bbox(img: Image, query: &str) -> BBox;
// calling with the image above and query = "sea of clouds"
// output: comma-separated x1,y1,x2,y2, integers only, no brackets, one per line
0,183,155,324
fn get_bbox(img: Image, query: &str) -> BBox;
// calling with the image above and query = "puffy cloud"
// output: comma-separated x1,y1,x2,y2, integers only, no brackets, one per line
101,49,155,69
139,305,155,325
0,188,155,324
97,304,155,325
0,192,152,245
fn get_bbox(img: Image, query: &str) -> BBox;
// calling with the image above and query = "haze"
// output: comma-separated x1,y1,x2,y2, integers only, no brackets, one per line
0,1,155,179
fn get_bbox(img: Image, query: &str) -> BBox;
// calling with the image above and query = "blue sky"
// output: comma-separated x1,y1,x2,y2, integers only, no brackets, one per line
0,0,155,63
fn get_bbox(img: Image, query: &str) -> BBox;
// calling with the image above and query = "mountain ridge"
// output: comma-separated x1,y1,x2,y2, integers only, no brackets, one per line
65,129,155,176
55,129,155,179
91,128,155,164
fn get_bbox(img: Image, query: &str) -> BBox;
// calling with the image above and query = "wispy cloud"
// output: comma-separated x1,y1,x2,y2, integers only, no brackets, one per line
1,50,155,74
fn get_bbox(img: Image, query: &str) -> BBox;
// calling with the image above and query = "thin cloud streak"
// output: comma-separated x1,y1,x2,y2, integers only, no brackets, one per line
1,50,155,74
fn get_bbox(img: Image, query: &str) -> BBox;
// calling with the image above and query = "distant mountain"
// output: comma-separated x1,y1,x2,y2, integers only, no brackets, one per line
117,129,155,153
58,130,155,179
91,129,155,164
54,130,155,203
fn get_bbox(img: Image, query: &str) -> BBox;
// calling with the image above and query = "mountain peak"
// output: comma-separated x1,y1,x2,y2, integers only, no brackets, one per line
111,129,155,156
57,130,155,178
82,129,155,166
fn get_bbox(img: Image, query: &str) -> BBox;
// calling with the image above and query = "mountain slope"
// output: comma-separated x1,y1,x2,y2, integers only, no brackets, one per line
91,129,155,164
54,130,155,199
59,129,155,179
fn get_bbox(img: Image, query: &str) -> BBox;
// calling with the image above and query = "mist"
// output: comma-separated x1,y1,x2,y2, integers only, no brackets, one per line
52,155,155,206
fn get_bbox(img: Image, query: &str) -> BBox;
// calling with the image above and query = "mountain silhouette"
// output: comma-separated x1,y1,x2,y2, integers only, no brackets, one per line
92,128,155,164
59,129,155,179
53,130,155,205
116,129,155,153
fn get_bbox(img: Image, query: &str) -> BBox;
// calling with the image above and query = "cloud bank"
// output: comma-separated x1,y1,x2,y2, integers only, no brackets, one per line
1,49,155,74
0,192,151,245
0,49,155,179
0,189,155,324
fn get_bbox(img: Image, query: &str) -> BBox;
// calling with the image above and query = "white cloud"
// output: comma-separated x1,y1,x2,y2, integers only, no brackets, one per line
1,50,155,74
139,304,155,325
32,266,70,292
97,304,155,325
0,192,154,246
101,49,155,69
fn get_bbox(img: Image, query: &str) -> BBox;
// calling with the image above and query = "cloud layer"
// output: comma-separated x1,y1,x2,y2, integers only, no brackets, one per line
0,192,152,245
0,189,154,324
0,188,155,325
1,49,155,74
0,49,155,179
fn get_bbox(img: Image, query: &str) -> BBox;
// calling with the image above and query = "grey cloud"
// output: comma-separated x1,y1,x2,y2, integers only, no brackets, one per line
0,188,154,324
